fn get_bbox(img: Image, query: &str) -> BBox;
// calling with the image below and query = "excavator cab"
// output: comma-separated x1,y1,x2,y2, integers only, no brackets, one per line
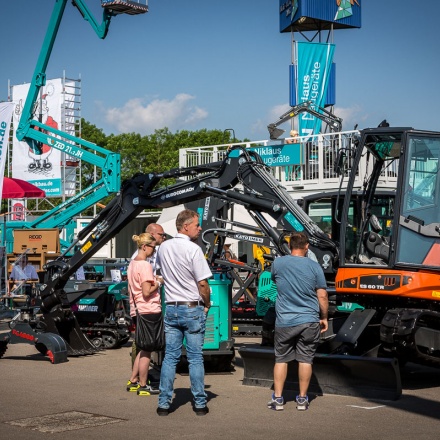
339,128,440,279
334,127,440,370
335,127,440,367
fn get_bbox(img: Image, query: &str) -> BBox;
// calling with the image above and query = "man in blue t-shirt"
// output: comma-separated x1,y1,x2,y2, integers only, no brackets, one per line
267,232,328,412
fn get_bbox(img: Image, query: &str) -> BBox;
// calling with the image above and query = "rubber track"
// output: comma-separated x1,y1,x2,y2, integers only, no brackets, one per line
80,326,121,349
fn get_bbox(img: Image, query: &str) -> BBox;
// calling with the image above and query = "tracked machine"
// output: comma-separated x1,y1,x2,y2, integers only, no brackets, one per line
2,127,438,398
336,127,440,368
239,127,440,400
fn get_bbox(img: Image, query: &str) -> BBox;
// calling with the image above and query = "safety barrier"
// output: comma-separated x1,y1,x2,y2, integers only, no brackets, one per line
179,130,398,197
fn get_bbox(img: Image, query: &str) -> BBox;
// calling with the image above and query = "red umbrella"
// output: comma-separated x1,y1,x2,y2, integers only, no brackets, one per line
1,177,46,199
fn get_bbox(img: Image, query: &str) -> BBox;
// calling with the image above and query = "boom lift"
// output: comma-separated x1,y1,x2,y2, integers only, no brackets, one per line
6,1,148,251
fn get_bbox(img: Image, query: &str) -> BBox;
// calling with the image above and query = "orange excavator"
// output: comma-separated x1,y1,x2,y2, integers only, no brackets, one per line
336,127,440,367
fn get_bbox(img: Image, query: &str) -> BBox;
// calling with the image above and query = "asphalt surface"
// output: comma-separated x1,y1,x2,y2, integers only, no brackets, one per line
1,335,440,440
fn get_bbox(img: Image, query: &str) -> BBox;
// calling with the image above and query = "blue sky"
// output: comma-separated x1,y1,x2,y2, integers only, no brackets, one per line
1,0,440,141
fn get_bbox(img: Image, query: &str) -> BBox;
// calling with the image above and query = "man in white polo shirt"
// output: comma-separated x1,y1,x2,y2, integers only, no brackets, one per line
156,209,212,416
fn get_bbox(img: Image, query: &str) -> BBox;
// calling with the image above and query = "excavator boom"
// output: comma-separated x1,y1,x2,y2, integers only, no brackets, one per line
267,100,342,140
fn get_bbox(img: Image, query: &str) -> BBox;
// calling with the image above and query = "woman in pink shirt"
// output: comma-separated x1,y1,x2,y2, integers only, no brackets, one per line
126,232,163,396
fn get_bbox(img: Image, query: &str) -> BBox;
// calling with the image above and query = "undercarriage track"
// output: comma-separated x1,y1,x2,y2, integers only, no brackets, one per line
80,325,130,349
380,308,440,368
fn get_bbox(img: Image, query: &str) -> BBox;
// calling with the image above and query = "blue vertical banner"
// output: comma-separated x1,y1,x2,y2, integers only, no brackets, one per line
296,42,335,140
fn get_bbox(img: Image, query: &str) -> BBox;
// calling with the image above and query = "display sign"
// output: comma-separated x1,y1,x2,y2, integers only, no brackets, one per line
295,42,335,141
280,0,361,33
249,144,301,167
11,79,64,196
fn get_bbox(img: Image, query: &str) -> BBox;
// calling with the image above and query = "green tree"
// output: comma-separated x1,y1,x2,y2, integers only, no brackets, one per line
22,121,239,217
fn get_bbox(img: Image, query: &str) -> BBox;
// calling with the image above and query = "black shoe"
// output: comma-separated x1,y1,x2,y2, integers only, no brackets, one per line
126,381,139,392
194,406,209,416
157,407,170,416
146,382,160,395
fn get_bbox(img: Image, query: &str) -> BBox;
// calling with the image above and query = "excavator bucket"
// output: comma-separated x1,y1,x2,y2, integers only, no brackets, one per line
267,124,285,140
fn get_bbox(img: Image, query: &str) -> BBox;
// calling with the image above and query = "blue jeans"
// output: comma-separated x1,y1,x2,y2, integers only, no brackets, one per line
158,305,207,409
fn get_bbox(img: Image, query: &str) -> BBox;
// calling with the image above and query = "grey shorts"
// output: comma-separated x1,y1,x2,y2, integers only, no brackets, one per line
274,322,320,364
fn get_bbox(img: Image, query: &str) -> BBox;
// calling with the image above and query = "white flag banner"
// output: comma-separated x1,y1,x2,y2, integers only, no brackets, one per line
11,79,63,196
0,101,14,198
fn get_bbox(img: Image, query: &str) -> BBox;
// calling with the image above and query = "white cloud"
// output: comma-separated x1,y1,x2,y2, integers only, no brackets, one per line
268,103,292,123
333,104,366,131
105,93,208,134
250,103,292,137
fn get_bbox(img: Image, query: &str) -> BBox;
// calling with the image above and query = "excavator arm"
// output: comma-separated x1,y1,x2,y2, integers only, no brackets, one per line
36,146,338,355
267,100,342,140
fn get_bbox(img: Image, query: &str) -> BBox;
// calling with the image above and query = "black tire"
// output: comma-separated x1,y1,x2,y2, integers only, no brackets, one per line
91,337,103,348
0,340,8,358
102,333,118,349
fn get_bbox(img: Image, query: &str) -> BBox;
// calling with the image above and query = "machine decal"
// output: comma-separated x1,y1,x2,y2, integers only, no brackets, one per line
77,305,99,312
233,234,264,243
358,275,401,292
163,186,195,199
283,211,305,231
11,329,35,342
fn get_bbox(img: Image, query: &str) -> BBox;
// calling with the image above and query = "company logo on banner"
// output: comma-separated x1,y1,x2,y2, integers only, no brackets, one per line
11,79,64,196
0,102,14,197
250,144,301,167
296,42,335,141
228,145,301,167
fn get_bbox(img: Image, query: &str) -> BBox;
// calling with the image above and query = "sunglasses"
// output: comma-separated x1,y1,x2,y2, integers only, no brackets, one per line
156,233,167,238
144,244,156,249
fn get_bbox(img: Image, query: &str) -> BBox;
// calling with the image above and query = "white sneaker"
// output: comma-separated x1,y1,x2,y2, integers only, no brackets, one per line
267,394,284,411
296,395,309,411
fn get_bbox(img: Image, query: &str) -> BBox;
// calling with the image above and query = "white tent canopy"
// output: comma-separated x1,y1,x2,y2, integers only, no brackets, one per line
156,204,184,237
157,203,277,236
157,202,277,257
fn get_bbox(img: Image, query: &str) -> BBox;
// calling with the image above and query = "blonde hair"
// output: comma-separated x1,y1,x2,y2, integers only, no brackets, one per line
132,232,156,249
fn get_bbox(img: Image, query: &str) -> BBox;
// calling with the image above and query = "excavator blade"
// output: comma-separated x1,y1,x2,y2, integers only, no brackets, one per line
239,311,403,400
4,322,68,364
239,345,402,400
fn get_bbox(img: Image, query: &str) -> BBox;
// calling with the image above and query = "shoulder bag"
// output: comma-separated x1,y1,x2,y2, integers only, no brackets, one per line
129,282,165,353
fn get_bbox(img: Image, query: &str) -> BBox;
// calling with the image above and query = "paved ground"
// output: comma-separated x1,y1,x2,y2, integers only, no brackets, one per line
1,336,440,440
